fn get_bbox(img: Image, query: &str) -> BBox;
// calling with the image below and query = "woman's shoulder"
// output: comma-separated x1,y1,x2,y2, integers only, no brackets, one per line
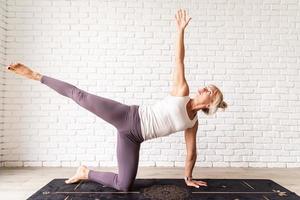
168,94,189,98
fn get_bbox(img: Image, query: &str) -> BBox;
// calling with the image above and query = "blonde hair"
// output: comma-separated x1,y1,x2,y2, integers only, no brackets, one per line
202,84,228,115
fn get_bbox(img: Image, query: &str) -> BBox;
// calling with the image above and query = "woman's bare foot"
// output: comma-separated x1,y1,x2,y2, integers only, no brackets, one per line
65,165,90,184
6,62,42,81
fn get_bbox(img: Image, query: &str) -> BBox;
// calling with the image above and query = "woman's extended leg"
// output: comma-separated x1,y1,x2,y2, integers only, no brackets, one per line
40,75,130,130
6,63,130,130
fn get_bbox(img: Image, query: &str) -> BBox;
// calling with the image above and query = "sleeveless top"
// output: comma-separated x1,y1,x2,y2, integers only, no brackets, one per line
138,95,198,141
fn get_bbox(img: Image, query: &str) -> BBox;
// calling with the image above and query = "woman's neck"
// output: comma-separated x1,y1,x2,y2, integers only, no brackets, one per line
186,98,201,118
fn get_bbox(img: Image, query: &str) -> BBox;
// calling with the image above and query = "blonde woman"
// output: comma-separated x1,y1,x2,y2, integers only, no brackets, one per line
6,9,227,191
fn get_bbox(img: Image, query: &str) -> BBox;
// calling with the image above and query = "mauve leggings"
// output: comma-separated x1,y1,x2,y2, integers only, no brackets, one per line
40,75,144,192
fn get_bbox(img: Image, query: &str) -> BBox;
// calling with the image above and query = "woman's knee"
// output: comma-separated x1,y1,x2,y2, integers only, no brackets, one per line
116,181,132,192
71,87,86,102
117,185,130,192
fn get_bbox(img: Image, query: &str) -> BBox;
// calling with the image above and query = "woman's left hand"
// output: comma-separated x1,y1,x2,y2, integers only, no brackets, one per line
175,9,192,31
185,179,208,188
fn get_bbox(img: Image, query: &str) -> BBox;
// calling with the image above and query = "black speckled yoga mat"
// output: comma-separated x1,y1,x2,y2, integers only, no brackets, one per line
27,178,300,200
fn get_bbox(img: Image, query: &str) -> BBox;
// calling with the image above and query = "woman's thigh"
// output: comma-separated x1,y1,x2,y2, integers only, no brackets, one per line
41,75,131,130
75,90,131,130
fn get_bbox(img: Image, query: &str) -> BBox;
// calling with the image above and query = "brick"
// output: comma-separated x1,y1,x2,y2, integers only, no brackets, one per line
0,0,299,168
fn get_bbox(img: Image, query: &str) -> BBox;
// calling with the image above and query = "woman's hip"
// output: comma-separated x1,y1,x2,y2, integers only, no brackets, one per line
119,105,144,144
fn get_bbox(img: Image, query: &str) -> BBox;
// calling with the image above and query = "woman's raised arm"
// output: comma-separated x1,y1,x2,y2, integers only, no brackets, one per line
171,9,192,96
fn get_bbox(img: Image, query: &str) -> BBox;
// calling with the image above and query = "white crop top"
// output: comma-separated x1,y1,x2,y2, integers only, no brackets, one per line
138,95,198,141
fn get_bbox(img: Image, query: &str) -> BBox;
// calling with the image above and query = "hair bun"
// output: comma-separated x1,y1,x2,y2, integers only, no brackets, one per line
219,101,228,109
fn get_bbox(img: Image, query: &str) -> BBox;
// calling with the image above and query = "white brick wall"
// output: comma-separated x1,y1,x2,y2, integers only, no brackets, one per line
0,0,7,167
1,0,300,168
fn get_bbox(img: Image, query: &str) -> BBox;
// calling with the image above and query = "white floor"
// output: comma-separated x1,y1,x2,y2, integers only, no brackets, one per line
0,167,299,199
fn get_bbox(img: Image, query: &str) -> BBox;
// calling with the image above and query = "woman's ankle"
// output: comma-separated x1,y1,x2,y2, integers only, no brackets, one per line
85,168,90,179
33,72,42,81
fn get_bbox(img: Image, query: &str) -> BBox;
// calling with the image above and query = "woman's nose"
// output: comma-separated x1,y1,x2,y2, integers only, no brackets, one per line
199,88,205,93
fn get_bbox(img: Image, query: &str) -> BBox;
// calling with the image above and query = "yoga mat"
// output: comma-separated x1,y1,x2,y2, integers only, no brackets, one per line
27,178,300,200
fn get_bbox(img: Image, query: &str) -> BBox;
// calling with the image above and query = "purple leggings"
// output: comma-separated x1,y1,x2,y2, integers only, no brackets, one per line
40,75,144,192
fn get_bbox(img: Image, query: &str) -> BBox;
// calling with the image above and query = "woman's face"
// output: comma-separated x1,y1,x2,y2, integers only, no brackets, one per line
195,86,215,106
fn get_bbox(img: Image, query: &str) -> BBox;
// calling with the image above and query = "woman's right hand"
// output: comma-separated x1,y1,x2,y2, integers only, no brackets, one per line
175,9,192,31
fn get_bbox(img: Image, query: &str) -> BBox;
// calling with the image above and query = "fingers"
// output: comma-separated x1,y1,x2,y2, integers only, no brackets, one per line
175,9,191,24
175,10,179,22
176,9,188,18
186,180,208,188
175,12,178,21
194,180,208,187
179,9,182,19
188,182,200,188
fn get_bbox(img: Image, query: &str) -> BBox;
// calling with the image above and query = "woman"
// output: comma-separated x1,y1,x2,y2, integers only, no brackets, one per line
6,9,227,191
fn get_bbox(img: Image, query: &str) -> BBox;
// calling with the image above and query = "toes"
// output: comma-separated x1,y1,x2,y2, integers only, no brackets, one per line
7,64,15,70
65,179,73,184
7,64,12,70
65,177,79,184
